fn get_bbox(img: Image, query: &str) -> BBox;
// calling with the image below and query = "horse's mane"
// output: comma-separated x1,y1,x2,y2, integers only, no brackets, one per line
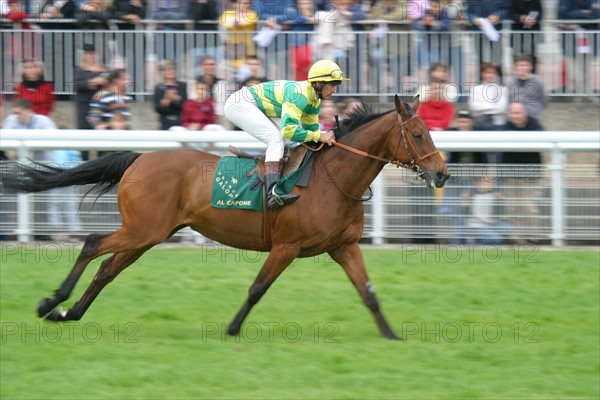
335,101,415,140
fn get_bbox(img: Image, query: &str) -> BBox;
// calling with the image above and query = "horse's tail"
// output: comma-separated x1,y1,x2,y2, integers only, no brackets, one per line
1,152,142,197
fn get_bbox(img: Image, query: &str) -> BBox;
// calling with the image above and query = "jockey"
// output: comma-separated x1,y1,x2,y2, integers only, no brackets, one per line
224,59,350,210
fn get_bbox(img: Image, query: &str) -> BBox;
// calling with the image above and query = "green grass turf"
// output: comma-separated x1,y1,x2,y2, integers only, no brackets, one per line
1,244,598,399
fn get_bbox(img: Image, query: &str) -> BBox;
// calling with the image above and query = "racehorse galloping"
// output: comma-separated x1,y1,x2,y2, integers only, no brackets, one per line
2,96,449,339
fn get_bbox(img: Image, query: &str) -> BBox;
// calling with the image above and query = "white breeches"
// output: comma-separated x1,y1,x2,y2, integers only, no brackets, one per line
224,87,284,162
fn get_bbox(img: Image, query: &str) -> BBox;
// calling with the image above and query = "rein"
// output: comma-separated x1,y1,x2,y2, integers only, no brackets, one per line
320,154,374,202
306,115,439,170
302,113,440,202
302,142,373,201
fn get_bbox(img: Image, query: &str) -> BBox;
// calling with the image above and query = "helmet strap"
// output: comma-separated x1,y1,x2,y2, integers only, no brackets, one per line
312,82,325,99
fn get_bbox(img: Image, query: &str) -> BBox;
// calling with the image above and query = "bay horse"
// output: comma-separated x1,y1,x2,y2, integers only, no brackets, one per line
2,96,449,339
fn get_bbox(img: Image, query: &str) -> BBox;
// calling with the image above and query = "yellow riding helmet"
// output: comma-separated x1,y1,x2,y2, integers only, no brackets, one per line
307,60,350,82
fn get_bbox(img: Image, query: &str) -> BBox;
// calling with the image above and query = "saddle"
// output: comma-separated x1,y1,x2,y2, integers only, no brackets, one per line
225,144,315,249
228,144,312,182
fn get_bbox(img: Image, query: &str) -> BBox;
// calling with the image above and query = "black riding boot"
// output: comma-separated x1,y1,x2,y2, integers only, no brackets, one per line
264,162,300,210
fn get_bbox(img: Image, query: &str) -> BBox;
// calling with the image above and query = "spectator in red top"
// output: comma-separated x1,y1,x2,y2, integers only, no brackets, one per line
180,81,218,130
14,59,56,116
416,78,455,131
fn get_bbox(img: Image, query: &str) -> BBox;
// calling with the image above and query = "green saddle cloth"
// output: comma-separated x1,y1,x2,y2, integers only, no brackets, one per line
211,154,313,211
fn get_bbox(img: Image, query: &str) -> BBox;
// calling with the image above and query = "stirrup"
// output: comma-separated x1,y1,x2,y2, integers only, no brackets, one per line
269,188,285,208
267,187,300,210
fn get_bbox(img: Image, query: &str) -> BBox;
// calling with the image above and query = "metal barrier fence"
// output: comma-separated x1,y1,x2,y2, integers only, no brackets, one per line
1,130,598,246
1,25,599,98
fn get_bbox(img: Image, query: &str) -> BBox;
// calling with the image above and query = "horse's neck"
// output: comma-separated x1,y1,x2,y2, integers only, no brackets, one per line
345,110,398,151
328,113,398,196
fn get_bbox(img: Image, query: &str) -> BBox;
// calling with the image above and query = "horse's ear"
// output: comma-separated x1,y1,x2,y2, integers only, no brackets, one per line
394,94,408,119
412,95,421,113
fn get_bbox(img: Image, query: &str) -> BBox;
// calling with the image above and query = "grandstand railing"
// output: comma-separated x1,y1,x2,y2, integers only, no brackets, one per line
1,129,598,246
1,20,599,98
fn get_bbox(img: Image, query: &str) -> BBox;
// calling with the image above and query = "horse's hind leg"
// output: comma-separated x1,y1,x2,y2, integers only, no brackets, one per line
38,233,110,317
45,247,149,321
329,243,400,340
228,244,299,336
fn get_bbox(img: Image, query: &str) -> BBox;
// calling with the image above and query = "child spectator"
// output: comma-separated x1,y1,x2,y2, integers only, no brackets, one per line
87,68,133,129
180,81,218,130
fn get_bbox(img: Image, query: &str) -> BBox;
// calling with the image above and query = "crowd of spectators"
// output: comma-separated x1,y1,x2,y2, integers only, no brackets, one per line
1,1,597,95
0,0,597,242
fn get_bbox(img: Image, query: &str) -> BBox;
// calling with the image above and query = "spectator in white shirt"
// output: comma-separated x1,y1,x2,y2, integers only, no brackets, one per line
469,62,509,130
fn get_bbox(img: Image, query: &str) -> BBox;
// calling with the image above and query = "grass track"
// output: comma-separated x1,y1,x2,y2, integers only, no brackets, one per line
1,245,599,399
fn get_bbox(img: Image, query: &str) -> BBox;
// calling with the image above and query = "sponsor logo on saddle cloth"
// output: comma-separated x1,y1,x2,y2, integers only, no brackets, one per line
211,155,313,211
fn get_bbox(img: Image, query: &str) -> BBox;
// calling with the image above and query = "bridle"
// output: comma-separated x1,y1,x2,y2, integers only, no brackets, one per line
306,112,440,202
334,114,439,171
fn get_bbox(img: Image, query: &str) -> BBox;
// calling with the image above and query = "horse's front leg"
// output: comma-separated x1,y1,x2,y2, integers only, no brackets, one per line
329,242,400,340
228,243,299,336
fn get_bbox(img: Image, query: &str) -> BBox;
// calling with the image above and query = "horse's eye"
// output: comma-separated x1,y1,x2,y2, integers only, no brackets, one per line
413,133,422,139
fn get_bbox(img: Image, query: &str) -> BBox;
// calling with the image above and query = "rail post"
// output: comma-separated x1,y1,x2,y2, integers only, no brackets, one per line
16,141,32,242
550,145,566,246
372,173,385,245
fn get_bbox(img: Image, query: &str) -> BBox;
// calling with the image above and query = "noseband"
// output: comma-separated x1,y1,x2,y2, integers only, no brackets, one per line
393,114,440,171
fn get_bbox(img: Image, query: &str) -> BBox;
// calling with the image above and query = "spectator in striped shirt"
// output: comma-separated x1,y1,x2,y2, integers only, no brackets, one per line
87,68,133,130
224,59,349,210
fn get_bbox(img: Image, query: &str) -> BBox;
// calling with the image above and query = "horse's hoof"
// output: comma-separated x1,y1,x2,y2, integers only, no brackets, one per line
37,298,54,318
45,308,67,322
385,332,402,341
227,325,240,336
